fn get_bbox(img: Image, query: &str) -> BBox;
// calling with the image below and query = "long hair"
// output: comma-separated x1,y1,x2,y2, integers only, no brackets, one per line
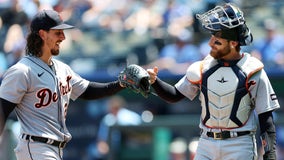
25,32,43,57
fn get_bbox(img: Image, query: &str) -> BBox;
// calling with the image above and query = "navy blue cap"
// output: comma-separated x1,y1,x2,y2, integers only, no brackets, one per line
30,10,74,33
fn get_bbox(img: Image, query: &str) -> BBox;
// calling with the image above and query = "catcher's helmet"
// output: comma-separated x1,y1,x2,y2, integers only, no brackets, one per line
196,3,252,46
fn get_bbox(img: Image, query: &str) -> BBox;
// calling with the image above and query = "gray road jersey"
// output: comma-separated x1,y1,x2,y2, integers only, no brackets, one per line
175,53,280,132
0,56,89,142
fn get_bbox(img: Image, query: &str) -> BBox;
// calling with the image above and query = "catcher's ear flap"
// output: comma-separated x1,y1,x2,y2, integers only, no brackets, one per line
238,23,253,46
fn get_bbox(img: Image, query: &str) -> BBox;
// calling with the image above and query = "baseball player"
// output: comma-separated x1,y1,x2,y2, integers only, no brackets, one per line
0,10,126,160
147,3,280,160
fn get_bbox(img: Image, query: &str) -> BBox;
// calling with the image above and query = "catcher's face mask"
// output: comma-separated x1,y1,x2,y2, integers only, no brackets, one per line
196,3,253,46
196,3,245,31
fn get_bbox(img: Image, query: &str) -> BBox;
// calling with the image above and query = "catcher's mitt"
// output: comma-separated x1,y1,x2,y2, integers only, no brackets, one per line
118,64,151,98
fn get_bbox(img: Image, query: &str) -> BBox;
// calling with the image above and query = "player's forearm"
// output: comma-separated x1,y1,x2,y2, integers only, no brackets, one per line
258,111,277,160
151,78,184,103
0,98,16,135
79,81,124,100
0,106,4,135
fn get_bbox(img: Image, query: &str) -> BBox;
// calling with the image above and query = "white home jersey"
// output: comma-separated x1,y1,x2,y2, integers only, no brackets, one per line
175,53,280,132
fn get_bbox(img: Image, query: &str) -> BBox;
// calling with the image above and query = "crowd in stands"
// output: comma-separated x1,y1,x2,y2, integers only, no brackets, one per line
0,0,284,78
1,1,284,159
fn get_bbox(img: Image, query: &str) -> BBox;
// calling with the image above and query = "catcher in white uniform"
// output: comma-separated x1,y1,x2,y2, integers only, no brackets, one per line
0,10,130,160
147,3,280,160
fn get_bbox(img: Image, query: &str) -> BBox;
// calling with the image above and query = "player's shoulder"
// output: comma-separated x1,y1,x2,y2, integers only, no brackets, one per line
52,58,66,64
237,53,264,75
186,60,204,84
51,58,74,73
8,58,30,72
1,58,30,80
52,58,70,68
186,55,216,83
240,52,263,65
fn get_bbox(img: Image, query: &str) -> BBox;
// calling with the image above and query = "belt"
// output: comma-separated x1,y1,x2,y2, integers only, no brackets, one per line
206,131,251,140
22,134,67,148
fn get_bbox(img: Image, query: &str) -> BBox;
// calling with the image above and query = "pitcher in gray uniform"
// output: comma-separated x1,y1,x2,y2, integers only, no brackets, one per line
0,10,126,160
147,3,280,160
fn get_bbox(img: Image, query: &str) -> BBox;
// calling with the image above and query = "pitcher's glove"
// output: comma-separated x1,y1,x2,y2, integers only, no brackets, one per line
118,64,151,98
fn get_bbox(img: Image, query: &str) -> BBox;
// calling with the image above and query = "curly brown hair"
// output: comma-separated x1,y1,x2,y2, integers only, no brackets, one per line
25,32,43,57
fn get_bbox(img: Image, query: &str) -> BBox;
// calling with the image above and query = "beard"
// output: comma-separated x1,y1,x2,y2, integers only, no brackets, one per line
210,44,231,59
51,48,60,56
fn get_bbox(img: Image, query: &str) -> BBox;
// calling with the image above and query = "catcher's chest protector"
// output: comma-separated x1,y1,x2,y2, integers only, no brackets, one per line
187,53,263,129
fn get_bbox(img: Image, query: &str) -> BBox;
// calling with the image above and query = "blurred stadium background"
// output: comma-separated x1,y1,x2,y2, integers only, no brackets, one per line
0,0,284,160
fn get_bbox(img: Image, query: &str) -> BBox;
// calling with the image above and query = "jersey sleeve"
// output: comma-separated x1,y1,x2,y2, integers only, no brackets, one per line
69,68,89,101
0,63,29,104
174,60,202,100
175,75,199,100
252,70,280,114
